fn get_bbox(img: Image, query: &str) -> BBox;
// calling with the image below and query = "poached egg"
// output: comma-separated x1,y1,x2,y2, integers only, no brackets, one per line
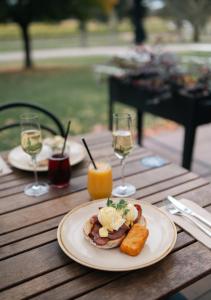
98,203,138,237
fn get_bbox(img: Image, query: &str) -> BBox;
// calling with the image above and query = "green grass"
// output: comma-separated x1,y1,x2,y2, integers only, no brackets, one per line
1,16,211,53
0,20,133,40
0,33,131,52
2,17,211,53
0,19,133,52
0,57,104,148
1,51,210,151
0,56,168,151
0,16,177,53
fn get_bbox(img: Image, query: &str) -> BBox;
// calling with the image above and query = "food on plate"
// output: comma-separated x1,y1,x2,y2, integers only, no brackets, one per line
36,159,49,167
120,223,149,256
83,199,146,249
28,159,48,167
44,136,70,152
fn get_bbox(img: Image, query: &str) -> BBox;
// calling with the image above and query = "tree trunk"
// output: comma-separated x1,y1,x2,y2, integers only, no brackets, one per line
109,10,118,44
19,22,32,68
132,0,147,45
192,23,200,43
79,21,87,47
175,20,183,42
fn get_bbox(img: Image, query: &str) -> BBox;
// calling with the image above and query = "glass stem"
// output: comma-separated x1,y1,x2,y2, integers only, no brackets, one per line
32,156,38,186
121,158,126,187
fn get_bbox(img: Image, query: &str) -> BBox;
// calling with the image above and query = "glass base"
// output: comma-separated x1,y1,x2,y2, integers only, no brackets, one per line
112,183,136,197
24,182,49,197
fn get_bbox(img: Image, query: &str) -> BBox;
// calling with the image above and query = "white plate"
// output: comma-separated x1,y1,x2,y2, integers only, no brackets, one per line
57,199,177,271
8,141,86,172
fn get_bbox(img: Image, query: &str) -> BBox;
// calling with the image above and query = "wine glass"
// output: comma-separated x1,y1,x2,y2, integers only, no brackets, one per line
20,113,49,197
112,113,136,197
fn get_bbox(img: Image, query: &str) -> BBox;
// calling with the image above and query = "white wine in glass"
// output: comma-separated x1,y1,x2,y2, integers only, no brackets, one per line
112,113,136,197
113,130,133,159
21,129,42,156
20,114,49,197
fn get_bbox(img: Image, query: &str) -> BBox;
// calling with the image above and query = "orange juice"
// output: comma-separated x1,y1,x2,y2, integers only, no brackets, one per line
88,162,112,200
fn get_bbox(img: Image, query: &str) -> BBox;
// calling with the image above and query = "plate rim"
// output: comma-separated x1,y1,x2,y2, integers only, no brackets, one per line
8,140,86,172
57,199,177,271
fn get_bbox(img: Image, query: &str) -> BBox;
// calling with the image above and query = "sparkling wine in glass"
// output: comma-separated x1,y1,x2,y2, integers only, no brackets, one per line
20,113,49,197
112,113,136,197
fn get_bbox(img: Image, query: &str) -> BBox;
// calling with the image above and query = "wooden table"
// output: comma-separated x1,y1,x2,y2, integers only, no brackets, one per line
1,131,211,300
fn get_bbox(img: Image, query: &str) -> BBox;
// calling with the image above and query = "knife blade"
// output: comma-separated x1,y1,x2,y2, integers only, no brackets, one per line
167,195,211,228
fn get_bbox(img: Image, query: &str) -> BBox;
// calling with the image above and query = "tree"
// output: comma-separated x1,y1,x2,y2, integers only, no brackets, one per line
68,0,106,47
161,0,211,42
98,0,119,43
0,0,104,68
0,0,74,68
98,0,119,14
115,0,148,44
132,0,147,44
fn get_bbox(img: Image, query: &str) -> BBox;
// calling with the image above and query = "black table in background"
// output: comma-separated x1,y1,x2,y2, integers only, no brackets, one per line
108,76,211,170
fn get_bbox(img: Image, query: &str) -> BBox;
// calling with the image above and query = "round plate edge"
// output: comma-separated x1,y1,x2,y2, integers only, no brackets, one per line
57,199,177,272
8,142,86,172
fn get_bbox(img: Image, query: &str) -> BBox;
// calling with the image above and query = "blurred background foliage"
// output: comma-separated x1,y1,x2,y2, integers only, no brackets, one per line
0,0,211,150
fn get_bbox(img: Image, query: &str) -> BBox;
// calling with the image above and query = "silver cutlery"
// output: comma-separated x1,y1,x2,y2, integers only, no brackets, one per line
165,201,211,237
167,195,211,228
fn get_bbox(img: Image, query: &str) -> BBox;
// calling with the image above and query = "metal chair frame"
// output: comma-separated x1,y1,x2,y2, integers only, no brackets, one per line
0,102,65,136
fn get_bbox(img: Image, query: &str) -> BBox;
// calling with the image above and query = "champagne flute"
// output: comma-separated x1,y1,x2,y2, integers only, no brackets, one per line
112,113,136,197
20,113,49,197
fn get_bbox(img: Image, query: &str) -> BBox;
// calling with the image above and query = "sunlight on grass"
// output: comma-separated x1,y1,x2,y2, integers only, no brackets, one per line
0,55,169,150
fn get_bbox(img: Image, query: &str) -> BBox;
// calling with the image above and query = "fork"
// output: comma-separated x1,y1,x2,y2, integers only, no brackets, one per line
165,201,211,237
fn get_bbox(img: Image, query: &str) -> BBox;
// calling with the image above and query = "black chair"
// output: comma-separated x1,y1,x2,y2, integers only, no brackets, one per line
0,101,65,136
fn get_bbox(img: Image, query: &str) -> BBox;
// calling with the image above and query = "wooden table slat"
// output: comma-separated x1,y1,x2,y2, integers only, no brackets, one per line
1,132,211,300
0,164,186,235
0,173,203,248
0,263,89,300
1,226,204,300
0,148,151,215
1,185,211,293
0,149,150,202
75,242,211,300
0,241,69,291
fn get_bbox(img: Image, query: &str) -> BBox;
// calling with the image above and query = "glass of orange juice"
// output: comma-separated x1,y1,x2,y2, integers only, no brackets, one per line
87,161,112,200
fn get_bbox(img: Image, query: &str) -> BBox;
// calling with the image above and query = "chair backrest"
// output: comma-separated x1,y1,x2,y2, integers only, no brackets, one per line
0,102,65,136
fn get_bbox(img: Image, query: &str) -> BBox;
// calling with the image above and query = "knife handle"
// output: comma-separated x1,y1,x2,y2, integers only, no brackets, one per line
191,212,211,228
183,213,211,237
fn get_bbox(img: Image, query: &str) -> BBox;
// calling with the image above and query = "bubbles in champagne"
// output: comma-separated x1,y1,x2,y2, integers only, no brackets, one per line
21,129,42,156
112,130,133,159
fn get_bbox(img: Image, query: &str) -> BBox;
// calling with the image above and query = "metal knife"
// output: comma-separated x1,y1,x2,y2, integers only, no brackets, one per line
167,195,211,228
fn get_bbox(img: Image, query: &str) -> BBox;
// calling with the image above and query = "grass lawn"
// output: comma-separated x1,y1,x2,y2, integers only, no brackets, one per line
0,19,133,52
0,17,176,53
0,56,170,151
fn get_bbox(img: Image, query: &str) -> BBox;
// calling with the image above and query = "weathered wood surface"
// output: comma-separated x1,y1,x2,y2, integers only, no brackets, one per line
0,131,211,300
145,123,211,179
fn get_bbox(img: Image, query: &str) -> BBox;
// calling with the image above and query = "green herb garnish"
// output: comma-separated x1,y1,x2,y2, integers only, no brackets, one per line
107,198,128,210
116,199,127,210
106,198,131,218
123,208,130,216
106,198,116,208
106,198,113,206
